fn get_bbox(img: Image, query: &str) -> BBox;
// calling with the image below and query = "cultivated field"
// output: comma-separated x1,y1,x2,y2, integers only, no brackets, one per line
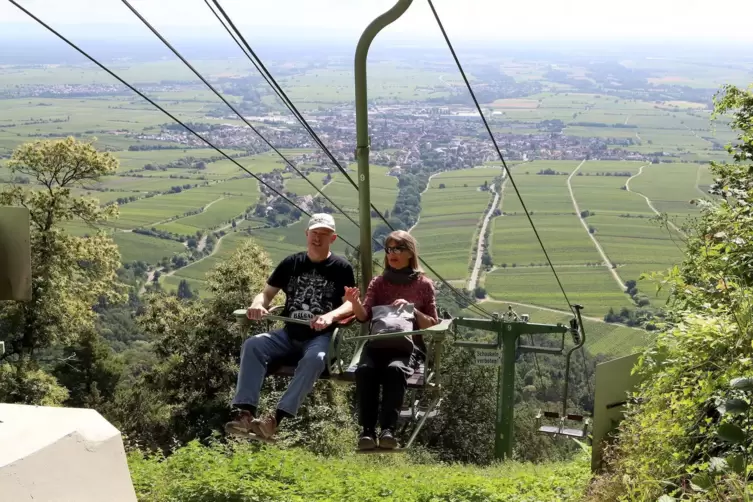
0,56,733,333
412,168,502,280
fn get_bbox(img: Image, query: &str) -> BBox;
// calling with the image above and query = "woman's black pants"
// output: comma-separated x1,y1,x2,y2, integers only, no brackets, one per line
355,344,416,432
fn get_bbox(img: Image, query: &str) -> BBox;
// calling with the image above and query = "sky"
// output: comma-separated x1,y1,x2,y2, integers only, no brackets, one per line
2,0,753,44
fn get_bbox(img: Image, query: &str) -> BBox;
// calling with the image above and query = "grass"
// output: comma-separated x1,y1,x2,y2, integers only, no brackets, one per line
111,191,221,229
627,163,703,223
286,172,329,195
114,148,248,172
70,189,136,205
200,149,314,178
94,176,200,192
160,275,210,299
484,266,630,318
129,441,591,502
194,177,260,198
155,197,254,236
491,161,603,266
271,62,452,106
169,230,262,287
323,165,397,215
412,168,502,280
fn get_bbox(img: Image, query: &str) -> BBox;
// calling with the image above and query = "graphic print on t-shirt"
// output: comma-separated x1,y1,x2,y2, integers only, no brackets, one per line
287,270,336,321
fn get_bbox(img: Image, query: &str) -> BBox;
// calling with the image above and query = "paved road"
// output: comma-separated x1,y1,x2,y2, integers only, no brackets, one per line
566,159,626,291
467,183,500,291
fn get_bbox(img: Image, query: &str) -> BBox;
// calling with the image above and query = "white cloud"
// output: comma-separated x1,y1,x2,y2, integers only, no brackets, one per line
2,0,753,43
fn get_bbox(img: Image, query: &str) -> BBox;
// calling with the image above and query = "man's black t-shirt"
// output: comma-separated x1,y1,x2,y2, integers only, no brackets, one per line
267,252,356,340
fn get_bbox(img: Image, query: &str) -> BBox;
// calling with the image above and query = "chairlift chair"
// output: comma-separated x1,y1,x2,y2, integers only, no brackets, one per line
232,305,354,379
231,306,453,451
533,305,592,440
342,312,454,453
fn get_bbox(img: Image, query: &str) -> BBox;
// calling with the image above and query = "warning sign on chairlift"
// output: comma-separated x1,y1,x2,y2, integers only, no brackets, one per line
474,349,500,367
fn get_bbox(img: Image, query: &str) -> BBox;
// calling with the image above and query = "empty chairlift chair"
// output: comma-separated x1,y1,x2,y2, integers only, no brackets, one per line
533,306,591,440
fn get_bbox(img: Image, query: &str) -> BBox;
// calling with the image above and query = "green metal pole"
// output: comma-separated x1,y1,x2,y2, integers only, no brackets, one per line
496,330,519,459
354,0,413,293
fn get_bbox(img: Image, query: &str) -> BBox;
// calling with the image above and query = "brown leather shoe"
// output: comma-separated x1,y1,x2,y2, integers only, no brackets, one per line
252,414,278,439
224,410,255,436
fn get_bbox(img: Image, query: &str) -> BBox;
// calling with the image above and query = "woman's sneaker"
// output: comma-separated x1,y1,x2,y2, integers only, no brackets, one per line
358,430,377,451
378,429,398,449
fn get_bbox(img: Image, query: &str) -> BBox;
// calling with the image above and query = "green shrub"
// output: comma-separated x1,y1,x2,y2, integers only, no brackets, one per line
129,440,591,502
589,83,753,501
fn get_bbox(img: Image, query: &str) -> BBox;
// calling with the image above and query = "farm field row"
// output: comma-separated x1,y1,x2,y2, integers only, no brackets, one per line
571,161,687,302
128,158,706,321
412,167,503,281
155,196,258,237
482,160,701,317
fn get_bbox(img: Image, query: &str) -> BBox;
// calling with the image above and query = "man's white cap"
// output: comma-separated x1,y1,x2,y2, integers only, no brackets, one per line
308,213,336,232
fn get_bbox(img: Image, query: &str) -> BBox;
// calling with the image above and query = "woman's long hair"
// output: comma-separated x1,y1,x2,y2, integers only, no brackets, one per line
383,230,424,274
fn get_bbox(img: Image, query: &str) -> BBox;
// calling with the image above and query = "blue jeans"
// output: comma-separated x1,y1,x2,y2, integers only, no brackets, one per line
232,328,330,416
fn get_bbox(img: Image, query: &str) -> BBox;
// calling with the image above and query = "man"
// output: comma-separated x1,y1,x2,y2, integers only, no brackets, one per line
226,213,356,441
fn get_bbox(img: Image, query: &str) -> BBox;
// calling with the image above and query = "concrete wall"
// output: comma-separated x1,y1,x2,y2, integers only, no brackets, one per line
0,404,137,502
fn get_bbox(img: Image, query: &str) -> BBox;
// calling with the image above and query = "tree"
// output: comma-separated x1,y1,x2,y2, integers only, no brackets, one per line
52,331,123,409
0,137,126,405
176,279,194,300
132,239,273,445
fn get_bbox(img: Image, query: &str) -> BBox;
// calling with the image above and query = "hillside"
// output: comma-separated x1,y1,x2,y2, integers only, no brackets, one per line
129,442,591,502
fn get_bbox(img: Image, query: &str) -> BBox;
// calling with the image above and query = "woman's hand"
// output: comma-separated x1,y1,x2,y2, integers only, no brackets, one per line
391,299,409,308
344,286,361,305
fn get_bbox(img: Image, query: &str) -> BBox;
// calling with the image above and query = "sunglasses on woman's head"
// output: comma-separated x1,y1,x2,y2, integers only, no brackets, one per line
385,246,407,254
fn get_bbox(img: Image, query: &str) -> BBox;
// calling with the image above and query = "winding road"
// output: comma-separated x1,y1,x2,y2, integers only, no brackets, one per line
624,164,686,238
566,160,626,290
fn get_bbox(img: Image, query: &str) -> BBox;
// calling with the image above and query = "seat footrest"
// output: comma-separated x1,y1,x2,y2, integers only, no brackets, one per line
399,408,440,419
538,425,588,438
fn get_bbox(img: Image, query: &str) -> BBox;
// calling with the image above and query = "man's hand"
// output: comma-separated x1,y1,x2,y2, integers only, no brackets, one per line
247,304,268,321
392,299,409,308
344,286,361,305
311,313,334,331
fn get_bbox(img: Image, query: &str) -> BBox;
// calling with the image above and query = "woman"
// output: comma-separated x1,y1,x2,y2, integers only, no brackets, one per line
344,230,438,450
